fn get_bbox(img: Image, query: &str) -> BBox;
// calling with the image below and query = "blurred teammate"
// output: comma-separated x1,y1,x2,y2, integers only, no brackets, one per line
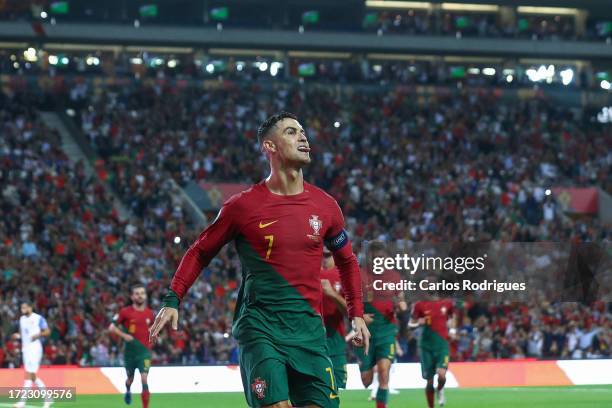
410,294,457,408
13,301,51,408
320,248,348,390
356,241,407,408
150,111,369,408
109,285,155,408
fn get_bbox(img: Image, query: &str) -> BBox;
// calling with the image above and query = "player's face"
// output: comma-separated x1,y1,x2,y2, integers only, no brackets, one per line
266,118,311,166
20,303,32,316
131,287,147,305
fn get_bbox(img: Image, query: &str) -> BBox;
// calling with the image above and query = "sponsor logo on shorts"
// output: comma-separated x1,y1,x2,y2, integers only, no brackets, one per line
251,377,267,400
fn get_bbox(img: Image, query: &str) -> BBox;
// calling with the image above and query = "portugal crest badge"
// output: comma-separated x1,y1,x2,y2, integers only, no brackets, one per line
309,215,322,236
251,377,267,400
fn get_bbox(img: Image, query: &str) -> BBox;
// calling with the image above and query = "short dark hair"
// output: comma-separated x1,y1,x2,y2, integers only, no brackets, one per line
20,300,32,307
368,240,387,255
131,284,146,294
257,111,298,145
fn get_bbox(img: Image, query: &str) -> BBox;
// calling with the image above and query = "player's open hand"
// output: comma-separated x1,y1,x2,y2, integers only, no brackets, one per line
149,306,178,343
351,316,371,355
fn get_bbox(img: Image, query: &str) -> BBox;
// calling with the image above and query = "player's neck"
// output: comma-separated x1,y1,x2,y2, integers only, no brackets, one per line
132,303,146,311
265,166,304,196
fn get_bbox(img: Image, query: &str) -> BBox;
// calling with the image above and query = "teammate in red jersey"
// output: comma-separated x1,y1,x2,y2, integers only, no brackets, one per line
356,241,407,408
150,112,369,408
320,248,348,390
410,293,457,408
109,285,155,408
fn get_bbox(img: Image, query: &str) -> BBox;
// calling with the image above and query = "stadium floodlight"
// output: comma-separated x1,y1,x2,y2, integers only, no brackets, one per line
441,3,499,12
23,48,37,62
205,63,215,73
602,80,611,90
482,67,496,76
174,236,181,244
258,62,268,72
467,68,480,75
545,189,552,196
48,55,58,65
366,1,431,10
60,57,69,65
506,75,513,83
560,68,573,86
236,62,244,71
334,121,341,128
167,59,178,68
517,6,578,16
40,11,47,19
270,62,282,77
86,56,100,66
130,57,143,65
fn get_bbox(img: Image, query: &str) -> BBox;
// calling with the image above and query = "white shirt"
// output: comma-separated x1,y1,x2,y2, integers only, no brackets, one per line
19,313,48,350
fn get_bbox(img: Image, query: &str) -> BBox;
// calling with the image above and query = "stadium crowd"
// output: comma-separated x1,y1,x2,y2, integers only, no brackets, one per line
1,80,610,368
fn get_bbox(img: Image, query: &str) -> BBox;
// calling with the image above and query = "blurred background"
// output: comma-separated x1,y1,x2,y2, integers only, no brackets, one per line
0,0,610,371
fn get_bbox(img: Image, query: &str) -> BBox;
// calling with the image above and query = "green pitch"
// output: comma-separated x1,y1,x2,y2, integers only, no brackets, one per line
13,386,612,407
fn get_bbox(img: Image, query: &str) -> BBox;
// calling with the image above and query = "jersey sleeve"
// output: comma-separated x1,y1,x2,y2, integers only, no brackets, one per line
38,317,48,331
166,199,240,306
113,308,127,326
323,198,363,318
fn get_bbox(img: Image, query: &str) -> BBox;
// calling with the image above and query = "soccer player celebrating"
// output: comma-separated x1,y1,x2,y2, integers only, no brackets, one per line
320,248,348,390
109,284,155,408
410,292,457,408
356,241,407,408
13,301,51,408
150,112,369,408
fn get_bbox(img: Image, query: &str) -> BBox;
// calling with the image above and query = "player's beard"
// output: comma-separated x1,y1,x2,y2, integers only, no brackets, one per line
134,299,145,306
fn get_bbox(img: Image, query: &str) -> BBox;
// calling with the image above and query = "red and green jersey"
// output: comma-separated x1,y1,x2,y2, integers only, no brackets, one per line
320,266,346,338
114,305,155,357
362,268,402,337
412,299,454,346
169,181,363,348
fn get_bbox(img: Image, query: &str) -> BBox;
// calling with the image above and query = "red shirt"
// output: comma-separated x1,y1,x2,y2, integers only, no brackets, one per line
412,299,454,340
363,268,402,324
115,305,155,350
170,181,363,319
320,266,346,337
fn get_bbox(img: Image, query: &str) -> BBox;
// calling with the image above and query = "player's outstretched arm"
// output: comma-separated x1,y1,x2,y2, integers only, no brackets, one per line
152,200,239,342
324,201,370,352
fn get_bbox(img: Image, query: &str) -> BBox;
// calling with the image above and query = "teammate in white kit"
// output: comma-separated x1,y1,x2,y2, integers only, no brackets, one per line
12,301,51,408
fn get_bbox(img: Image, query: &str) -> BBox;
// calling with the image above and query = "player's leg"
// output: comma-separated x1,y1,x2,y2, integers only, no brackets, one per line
436,368,447,407
240,342,290,407
367,367,378,400
355,339,376,388
15,348,42,408
286,346,339,408
435,344,450,407
139,357,151,408
13,371,35,408
420,348,436,408
371,337,394,408
124,360,136,405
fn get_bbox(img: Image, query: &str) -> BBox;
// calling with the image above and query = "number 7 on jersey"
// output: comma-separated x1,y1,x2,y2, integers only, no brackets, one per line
264,235,274,259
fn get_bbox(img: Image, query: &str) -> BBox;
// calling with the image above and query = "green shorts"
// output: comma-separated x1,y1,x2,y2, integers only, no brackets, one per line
419,342,449,380
354,332,396,372
239,340,340,408
329,353,347,389
124,352,151,377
